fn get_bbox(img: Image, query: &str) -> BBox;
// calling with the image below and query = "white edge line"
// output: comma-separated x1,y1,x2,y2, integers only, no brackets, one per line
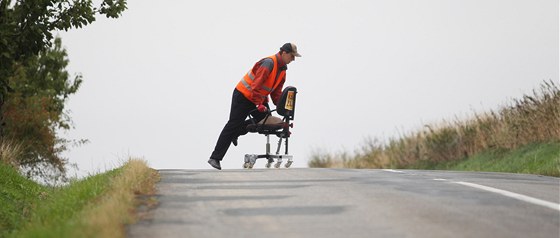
383,169,404,173
453,181,560,212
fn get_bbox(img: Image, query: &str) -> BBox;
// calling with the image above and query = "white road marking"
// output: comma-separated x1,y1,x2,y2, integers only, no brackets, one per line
381,169,558,211
383,169,404,173
453,181,560,212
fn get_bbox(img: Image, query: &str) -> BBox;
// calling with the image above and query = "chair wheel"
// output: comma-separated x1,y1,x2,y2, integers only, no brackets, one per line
285,161,293,168
244,154,257,169
274,162,281,168
266,162,272,168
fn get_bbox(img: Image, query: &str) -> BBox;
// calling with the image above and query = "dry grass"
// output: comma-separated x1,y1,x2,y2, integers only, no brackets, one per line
0,140,23,168
309,80,560,170
75,159,159,238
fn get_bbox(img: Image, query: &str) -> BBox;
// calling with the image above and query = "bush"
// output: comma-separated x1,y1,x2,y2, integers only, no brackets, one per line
3,38,83,182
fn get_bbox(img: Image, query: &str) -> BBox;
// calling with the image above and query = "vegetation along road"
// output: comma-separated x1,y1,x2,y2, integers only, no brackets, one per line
128,168,559,238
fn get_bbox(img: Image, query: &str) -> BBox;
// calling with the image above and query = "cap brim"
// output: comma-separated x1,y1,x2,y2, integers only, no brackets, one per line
293,52,302,57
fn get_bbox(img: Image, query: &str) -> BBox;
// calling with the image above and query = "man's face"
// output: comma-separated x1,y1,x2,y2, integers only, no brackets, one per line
281,51,295,65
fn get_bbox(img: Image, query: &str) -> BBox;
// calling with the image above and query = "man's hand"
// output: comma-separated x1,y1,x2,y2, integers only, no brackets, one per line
257,104,268,113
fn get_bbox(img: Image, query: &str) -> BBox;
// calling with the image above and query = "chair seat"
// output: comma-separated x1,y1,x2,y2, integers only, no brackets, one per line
259,116,283,125
246,123,283,133
247,116,284,134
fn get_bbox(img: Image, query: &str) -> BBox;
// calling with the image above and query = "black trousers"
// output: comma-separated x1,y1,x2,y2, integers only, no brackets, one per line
210,89,268,161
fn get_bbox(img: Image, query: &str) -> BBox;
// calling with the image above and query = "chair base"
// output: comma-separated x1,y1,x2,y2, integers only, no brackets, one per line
243,154,293,169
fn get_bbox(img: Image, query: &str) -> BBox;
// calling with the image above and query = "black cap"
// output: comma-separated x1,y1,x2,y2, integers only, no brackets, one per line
279,43,301,57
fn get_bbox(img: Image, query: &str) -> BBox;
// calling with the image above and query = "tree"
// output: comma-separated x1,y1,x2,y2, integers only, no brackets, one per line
3,37,82,180
0,0,127,180
0,0,127,136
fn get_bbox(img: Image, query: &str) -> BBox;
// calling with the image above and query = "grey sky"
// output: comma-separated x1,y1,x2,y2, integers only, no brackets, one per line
57,0,559,176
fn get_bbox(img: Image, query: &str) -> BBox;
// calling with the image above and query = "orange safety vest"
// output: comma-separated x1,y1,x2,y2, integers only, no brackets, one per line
236,54,286,104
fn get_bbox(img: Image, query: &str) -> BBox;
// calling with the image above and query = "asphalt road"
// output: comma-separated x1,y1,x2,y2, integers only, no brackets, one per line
127,168,560,238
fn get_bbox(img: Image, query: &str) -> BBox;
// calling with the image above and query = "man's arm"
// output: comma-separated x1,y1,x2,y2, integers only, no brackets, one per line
249,59,274,105
270,75,285,106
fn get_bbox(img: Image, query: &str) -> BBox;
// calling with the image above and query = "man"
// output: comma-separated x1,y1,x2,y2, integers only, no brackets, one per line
208,43,301,170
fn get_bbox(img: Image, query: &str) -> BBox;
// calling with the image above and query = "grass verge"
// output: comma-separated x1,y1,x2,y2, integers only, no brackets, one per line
309,80,560,177
407,142,560,177
0,161,45,236
0,159,159,238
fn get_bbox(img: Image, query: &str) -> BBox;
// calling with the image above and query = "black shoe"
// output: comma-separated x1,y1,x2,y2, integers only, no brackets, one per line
208,159,222,170
232,137,238,146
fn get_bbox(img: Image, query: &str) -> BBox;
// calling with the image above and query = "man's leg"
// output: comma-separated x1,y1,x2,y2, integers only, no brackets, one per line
240,103,269,135
210,89,255,162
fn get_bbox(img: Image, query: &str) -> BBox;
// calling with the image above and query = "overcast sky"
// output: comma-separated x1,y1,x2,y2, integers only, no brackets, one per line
56,0,559,176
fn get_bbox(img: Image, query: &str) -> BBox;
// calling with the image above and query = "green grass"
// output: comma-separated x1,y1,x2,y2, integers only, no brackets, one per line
1,159,158,238
0,163,45,236
408,142,560,177
0,163,121,238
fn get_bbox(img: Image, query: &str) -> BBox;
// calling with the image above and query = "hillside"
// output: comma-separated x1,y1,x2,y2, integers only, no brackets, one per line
309,80,560,177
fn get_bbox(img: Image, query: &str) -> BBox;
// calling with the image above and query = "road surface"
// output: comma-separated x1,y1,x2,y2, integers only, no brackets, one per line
128,168,560,238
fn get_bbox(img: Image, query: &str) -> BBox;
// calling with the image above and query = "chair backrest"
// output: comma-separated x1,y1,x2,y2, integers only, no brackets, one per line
277,86,297,120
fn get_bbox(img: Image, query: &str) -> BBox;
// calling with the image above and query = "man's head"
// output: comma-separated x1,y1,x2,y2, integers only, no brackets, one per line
279,43,301,65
